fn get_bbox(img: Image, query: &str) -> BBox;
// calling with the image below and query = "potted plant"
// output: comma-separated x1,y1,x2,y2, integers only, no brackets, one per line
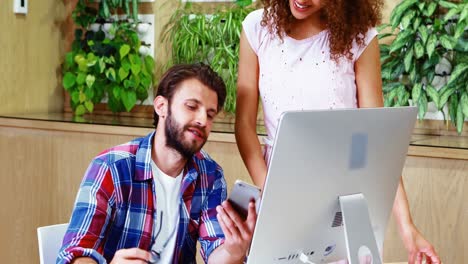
379,0,467,133
62,0,155,115
161,0,256,114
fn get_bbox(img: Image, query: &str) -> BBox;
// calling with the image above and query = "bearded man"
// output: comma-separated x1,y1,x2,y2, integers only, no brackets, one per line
58,63,256,264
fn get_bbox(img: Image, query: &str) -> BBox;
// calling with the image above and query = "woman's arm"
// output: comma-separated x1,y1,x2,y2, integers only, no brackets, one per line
235,30,267,188
355,37,384,108
355,37,440,264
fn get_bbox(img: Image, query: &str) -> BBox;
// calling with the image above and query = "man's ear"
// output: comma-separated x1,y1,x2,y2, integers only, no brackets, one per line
153,96,168,119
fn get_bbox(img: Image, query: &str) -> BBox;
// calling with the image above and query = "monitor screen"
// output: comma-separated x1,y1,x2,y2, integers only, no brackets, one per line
247,107,417,263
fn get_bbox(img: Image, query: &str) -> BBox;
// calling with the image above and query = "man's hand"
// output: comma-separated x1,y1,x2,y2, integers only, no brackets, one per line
110,248,150,264
403,226,441,264
215,200,257,262
71,257,98,264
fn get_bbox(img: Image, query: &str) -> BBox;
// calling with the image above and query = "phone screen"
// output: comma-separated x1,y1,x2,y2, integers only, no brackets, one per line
228,180,261,220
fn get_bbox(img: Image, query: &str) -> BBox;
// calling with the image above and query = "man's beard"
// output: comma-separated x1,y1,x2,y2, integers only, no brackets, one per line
164,109,207,159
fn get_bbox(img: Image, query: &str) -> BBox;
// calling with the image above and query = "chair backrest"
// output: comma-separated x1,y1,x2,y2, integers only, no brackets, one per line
37,223,68,264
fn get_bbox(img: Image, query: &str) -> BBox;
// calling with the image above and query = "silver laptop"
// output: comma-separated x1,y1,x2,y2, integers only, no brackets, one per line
247,107,417,263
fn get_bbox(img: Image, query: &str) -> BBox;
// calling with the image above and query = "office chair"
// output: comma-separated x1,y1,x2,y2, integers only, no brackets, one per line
37,223,68,264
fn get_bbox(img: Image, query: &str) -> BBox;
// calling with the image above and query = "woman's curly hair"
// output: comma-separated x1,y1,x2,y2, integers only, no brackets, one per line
261,0,383,61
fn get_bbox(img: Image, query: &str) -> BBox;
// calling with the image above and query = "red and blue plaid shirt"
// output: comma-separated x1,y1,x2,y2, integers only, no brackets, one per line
57,132,227,263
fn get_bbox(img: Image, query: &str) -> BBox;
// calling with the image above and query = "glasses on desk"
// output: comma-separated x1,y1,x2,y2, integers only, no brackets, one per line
148,210,177,264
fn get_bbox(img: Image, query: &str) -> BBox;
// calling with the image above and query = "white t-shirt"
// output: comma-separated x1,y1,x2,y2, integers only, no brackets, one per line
242,9,378,142
150,160,183,264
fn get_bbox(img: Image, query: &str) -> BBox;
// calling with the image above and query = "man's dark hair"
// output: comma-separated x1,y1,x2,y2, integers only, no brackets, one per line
153,63,227,127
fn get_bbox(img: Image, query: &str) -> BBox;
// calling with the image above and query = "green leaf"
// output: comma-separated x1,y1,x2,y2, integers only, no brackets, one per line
439,1,459,9
129,54,142,66
141,75,151,88
409,64,418,83
404,48,414,72
447,63,468,87
123,79,135,89
385,85,400,105
460,5,468,23
121,90,137,112
418,92,428,119
236,0,252,7
85,74,95,88
444,8,460,22
401,10,416,29
71,91,80,104
425,84,439,107
113,86,121,99
380,44,391,53
384,95,395,107
423,2,437,17
455,38,468,52
104,56,115,64
426,71,436,85
397,85,409,105
120,44,131,59
62,72,76,90
118,67,129,81
417,2,425,11
84,101,94,113
438,86,455,110
131,63,141,75
86,52,97,67
401,90,411,106
130,74,141,87
412,17,422,31
75,104,86,116
383,82,400,92
439,35,456,50
77,58,88,72
76,73,86,85
389,30,414,53
456,98,464,134
106,68,116,82
381,65,394,80
378,33,394,40
122,59,131,71
380,54,392,64
414,40,425,59
65,52,74,68
412,83,422,102
449,93,459,126
455,21,466,39
145,56,155,73
99,58,106,74
390,0,418,29
417,25,429,44
136,85,149,100
461,92,468,117
74,54,85,64
428,53,442,69
79,92,86,103
84,87,94,99
376,23,391,32
426,34,437,58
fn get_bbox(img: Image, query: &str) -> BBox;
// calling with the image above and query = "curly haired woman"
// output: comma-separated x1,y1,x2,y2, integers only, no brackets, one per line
235,0,440,263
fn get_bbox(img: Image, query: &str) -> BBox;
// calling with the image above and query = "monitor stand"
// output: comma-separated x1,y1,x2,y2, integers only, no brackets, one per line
339,193,382,264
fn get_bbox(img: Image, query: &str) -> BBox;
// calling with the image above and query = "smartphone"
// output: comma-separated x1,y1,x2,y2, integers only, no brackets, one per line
228,180,261,220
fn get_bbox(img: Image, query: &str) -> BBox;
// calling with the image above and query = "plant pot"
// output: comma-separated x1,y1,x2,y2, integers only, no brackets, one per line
136,23,150,34
89,23,101,32
139,46,150,56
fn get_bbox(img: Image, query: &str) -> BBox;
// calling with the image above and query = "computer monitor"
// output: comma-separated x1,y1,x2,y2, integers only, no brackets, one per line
247,107,417,264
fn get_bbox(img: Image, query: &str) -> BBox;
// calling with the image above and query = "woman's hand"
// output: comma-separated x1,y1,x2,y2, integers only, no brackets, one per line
402,226,441,264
